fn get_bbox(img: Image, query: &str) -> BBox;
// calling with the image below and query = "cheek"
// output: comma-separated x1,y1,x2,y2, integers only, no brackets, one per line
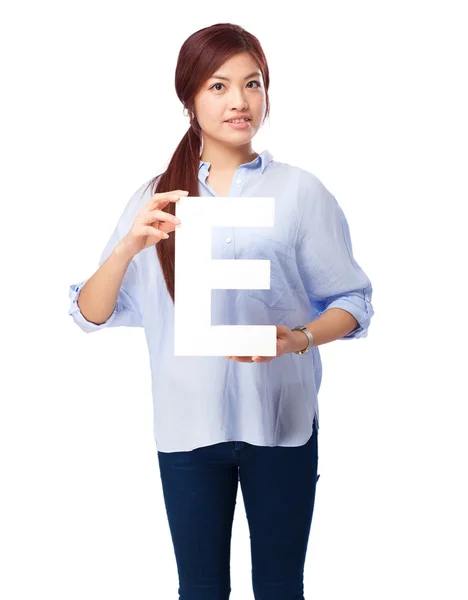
195,97,216,120
200,106,224,127
252,98,266,119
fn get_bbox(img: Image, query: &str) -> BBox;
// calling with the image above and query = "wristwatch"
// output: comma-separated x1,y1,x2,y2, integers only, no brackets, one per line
291,325,314,354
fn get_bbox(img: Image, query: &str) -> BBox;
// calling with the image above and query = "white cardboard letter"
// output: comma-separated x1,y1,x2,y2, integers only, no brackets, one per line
174,196,277,356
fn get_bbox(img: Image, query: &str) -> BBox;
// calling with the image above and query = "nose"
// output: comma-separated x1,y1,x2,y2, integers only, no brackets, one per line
228,88,248,110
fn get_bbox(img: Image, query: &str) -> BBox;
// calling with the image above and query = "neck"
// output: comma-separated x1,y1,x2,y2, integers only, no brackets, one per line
200,139,259,171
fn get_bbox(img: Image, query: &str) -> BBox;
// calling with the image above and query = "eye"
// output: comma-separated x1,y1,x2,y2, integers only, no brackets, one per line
210,80,262,91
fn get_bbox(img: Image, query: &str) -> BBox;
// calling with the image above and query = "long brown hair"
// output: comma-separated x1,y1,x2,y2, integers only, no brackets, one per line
142,23,271,303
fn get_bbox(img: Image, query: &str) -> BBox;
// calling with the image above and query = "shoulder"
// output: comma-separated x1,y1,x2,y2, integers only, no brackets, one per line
127,176,160,212
270,158,333,196
272,159,336,212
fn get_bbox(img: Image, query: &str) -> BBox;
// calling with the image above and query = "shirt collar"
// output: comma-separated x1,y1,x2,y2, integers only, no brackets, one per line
198,149,273,174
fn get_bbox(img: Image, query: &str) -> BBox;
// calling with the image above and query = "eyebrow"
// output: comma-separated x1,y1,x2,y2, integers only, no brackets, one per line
210,71,261,81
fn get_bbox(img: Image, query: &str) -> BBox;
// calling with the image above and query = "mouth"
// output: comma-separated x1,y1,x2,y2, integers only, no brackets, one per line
224,118,252,130
224,118,252,124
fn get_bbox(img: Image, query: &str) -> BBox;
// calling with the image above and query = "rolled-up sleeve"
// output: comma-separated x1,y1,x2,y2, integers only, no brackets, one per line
67,182,151,333
67,265,142,333
296,174,374,340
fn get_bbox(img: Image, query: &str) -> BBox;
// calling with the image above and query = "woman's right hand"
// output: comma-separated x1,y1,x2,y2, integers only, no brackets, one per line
118,189,189,258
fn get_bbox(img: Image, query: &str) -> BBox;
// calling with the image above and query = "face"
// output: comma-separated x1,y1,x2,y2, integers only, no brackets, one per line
193,51,266,150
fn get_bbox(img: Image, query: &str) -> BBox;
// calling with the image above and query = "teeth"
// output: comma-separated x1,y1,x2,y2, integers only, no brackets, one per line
228,118,249,123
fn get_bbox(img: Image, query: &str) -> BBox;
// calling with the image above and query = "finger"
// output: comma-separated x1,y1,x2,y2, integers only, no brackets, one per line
142,209,181,227
150,192,188,210
152,190,188,202
138,225,170,240
158,190,189,203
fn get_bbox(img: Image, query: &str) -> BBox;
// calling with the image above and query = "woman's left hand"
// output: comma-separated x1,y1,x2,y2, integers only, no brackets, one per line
225,325,302,363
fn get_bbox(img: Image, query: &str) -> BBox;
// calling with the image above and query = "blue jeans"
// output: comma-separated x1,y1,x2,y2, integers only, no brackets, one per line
157,416,320,599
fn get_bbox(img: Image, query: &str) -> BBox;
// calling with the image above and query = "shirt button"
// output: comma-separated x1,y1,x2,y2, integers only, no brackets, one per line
235,178,242,184
225,237,232,243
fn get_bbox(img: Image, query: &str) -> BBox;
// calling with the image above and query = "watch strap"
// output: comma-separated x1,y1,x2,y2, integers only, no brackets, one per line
291,325,314,354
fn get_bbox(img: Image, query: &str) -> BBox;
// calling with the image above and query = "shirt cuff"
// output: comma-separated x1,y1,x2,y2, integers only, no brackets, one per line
323,290,374,340
68,281,120,333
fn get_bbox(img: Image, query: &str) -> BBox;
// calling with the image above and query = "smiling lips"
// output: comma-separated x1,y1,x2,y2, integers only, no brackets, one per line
225,119,251,129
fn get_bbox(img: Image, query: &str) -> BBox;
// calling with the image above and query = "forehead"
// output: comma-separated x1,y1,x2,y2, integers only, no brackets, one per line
211,52,261,78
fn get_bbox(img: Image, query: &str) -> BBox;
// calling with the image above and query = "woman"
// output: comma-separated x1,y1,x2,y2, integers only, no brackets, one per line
68,22,374,600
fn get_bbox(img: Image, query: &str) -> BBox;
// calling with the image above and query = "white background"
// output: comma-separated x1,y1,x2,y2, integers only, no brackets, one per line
1,1,467,598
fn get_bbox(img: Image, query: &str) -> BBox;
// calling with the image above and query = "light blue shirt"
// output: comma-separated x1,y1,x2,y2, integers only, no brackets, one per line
68,149,374,452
